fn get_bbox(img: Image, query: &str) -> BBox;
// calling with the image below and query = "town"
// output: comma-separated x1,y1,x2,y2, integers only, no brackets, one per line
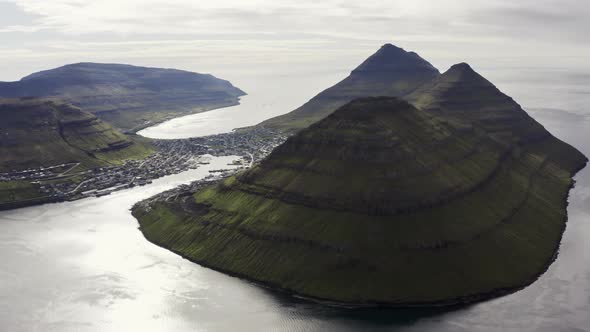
0,127,288,203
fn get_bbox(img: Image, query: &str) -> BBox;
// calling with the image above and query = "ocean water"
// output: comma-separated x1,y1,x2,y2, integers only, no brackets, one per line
138,69,346,139
1,62,590,331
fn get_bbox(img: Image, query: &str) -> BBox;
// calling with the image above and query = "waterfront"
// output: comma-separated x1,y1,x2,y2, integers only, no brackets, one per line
0,126,286,210
0,65,589,331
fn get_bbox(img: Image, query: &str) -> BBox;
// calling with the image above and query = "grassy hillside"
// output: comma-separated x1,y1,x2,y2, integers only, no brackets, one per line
0,98,153,206
408,63,548,145
133,97,587,306
0,63,246,132
257,44,439,132
0,98,152,171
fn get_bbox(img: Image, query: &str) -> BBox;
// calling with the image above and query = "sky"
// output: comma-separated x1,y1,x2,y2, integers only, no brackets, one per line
0,0,589,83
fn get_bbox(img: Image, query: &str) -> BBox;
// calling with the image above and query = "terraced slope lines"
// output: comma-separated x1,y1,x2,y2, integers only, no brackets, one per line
0,98,152,208
133,97,587,306
259,43,439,132
0,98,151,171
0,63,246,131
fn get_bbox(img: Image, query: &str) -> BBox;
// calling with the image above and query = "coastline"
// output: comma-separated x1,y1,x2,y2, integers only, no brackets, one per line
131,158,588,309
0,99,247,212
130,98,242,134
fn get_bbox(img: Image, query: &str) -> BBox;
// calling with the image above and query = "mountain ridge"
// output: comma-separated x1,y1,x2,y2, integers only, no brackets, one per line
0,62,246,132
407,61,549,146
133,94,587,306
0,97,153,209
0,97,152,172
257,44,440,131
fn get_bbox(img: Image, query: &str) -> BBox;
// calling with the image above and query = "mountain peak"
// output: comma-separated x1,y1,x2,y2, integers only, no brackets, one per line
446,62,481,76
352,44,439,76
448,62,472,72
437,62,494,87
407,61,553,146
0,62,245,131
378,43,405,52
259,43,441,132
133,92,587,306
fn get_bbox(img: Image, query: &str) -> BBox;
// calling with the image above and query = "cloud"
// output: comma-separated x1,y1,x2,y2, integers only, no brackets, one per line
463,1,590,43
0,25,41,32
2,0,586,48
0,1,39,30
1,0,590,81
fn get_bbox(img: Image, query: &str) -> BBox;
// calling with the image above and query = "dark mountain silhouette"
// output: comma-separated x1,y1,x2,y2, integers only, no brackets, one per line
259,44,439,131
0,63,245,131
134,95,587,306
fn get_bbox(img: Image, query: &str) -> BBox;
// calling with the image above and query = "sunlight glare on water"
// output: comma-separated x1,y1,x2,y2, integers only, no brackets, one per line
1,63,590,332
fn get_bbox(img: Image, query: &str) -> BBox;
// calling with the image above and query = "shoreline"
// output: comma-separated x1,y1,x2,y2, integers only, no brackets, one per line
0,98,252,212
132,158,588,309
1,126,285,213
130,98,243,135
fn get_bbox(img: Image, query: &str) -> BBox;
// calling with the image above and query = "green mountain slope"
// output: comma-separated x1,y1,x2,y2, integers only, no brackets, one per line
0,98,151,172
258,44,439,132
0,63,246,131
133,97,587,306
0,98,153,206
408,63,548,144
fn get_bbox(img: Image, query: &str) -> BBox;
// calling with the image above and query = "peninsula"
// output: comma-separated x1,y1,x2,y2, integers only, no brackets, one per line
133,44,588,306
0,63,248,210
0,63,246,132
0,98,152,209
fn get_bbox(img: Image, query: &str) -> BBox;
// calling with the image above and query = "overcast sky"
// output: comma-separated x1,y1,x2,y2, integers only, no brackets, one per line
0,0,588,81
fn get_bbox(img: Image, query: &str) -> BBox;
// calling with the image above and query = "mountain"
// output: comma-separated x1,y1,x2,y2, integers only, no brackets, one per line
0,98,152,206
133,97,587,306
0,63,246,132
0,98,151,171
408,63,548,144
258,44,439,132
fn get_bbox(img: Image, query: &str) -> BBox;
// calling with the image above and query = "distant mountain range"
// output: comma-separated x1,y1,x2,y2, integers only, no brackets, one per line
134,44,588,306
0,63,245,132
